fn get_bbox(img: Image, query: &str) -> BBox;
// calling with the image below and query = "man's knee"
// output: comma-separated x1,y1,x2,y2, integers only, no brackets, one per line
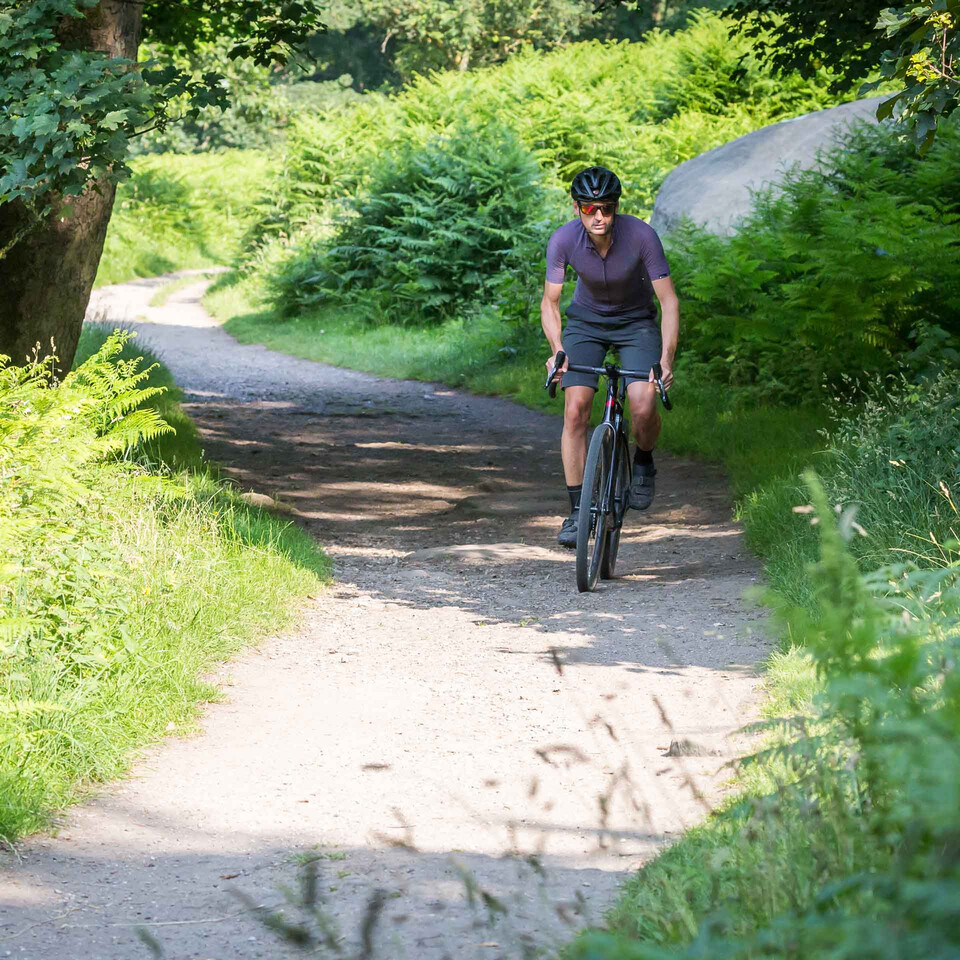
563,391,593,431
628,385,657,423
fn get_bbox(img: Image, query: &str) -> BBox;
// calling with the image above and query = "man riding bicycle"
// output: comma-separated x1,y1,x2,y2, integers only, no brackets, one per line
542,166,679,548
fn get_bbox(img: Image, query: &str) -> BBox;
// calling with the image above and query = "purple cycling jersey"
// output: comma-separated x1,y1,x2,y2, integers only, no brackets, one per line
545,214,670,320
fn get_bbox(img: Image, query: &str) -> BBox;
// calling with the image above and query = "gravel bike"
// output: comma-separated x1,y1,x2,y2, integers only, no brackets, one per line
544,351,672,593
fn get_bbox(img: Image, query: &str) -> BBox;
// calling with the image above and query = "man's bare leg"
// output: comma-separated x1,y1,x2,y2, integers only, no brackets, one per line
556,385,595,546
627,380,660,510
561,385,595,484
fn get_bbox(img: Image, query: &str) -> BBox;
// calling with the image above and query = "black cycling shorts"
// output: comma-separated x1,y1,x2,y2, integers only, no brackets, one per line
560,303,662,391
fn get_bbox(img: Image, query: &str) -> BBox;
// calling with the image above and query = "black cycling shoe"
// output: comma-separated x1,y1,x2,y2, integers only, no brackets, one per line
629,464,657,510
557,510,579,548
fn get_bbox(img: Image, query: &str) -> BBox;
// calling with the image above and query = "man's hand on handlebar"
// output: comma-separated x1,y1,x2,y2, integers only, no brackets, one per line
650,361,673,391
546,350,568,384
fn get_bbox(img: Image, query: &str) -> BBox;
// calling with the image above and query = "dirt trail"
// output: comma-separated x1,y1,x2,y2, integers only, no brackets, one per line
1,274,768,959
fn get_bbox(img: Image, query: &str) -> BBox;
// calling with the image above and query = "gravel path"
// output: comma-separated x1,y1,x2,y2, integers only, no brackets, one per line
1,274,769,959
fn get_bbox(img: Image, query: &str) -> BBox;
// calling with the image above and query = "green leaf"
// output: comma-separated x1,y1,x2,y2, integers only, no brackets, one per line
99,109,128,131
876,94,900,121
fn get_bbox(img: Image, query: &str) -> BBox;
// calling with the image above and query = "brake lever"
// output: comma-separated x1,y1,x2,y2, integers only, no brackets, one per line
545,350,566,398
651,362,673,411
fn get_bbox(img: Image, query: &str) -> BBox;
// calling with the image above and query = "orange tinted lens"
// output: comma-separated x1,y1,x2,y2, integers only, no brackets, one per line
580,203,612,216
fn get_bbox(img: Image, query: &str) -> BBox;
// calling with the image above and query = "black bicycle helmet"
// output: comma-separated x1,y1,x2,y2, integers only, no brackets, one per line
570,166,622,203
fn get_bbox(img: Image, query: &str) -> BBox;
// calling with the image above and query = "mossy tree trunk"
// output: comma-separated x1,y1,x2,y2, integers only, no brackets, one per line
0,2,141,374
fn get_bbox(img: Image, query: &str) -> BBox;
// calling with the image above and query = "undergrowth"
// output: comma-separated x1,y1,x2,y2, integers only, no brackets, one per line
0,330,329,842
575,471,960,959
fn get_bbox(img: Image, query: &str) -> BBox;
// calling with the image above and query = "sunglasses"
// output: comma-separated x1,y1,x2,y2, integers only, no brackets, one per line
578,202,616,217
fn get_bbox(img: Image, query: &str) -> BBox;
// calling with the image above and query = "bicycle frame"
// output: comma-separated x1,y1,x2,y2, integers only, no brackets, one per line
544,352,672,531
578,363,628,530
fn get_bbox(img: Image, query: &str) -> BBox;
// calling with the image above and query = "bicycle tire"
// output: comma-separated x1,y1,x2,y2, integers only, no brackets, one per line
576,424,613,593
601,435,630,580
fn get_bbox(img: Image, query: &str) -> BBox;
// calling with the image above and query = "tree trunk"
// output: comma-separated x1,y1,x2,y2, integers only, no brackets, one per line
0,1,141,375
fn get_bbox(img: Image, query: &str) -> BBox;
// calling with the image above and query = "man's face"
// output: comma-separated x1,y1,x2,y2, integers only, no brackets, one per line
575,200,617,237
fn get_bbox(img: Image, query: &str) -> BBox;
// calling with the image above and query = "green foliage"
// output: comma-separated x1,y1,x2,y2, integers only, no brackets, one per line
96,149,275,286
577,476,960,959
725,0,888,87
269,122,548,323
140,0,325,64
668,117,960,403
0,0,322,259
869,0,960,152
0,331,327,839
820,369,960,563
128,38,366,156
307,0,726,89
130,38,291,155
0,0,180,245
347,0,595,74
72,324,204,471
249,10,843,251
726,0,960,152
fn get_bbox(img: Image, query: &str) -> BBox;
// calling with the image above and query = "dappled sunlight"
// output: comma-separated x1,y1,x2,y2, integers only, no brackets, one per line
35,281,771,960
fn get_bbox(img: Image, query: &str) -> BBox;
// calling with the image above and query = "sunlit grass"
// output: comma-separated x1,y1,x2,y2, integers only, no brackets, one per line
96,150,275,287
1,326,329,841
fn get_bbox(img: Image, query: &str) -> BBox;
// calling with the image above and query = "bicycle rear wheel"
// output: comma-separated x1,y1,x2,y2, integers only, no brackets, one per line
576,425,612,593
601,435,630,580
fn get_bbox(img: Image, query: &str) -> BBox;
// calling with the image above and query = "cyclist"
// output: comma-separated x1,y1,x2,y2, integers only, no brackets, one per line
542,166,679,548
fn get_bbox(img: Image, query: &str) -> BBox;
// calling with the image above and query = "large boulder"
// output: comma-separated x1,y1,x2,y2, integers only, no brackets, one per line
650,97,886,236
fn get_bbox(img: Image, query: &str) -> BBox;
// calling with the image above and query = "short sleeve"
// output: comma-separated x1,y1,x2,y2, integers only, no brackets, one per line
640,224,670,280
545,228,568,284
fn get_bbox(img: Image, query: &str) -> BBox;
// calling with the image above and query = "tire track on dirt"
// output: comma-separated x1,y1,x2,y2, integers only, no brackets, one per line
1,274,769,959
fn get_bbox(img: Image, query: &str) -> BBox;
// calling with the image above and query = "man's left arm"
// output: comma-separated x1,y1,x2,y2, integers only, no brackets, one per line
652,276,678,390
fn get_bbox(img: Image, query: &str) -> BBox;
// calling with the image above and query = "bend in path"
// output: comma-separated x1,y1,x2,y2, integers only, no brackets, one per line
1,275,769,959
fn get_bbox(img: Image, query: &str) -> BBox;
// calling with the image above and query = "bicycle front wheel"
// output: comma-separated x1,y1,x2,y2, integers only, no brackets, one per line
601,435,630,580
576,424,613,593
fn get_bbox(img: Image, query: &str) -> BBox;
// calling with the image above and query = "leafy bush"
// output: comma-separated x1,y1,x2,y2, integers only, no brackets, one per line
129,38,291,155
267,122,550,323
129,38,365,156
668,118,960,403
248,10,844,250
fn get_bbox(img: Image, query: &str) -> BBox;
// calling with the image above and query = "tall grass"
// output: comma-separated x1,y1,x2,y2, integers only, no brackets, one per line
575,359,960,958
96,149,276,287
0,331,328,841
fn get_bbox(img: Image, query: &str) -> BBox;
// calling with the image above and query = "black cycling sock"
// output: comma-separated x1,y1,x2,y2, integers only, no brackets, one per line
567,484,582,511
634,448,654,467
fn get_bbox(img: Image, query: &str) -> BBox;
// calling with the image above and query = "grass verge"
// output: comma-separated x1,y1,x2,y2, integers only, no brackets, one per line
1,325,330,842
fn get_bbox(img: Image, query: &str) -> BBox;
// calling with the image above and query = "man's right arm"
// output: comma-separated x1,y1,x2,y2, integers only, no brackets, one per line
541,281,567,377
542,227,569,377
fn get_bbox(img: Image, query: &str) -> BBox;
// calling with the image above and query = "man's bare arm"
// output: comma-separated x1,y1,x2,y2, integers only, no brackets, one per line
652,276,679,389
541,280,568,377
